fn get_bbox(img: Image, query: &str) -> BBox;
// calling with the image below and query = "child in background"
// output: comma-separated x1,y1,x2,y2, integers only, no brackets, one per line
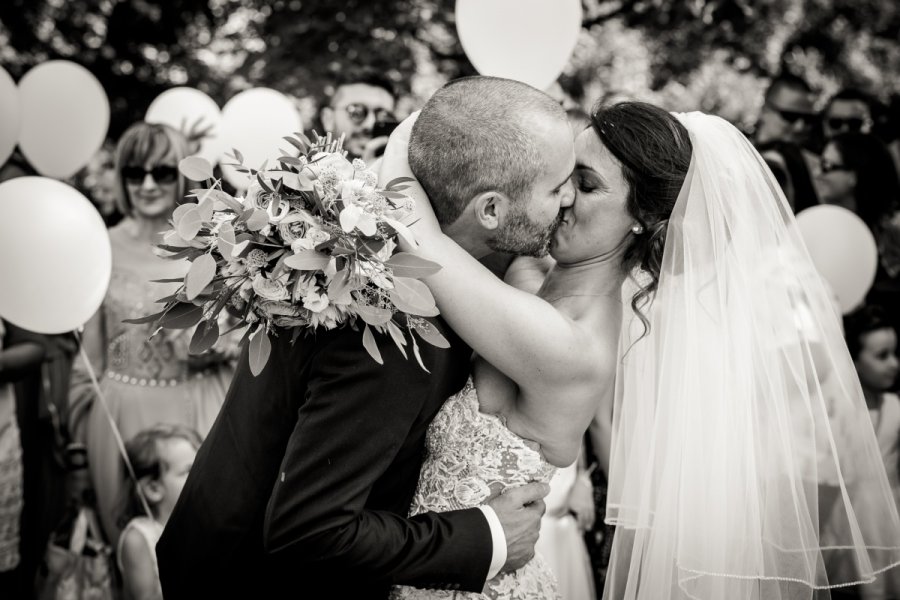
844,306,900,599
117,424,201,600
535,451,596,600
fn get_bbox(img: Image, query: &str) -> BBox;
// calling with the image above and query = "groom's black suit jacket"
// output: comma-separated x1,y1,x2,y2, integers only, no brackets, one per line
156,320,492,599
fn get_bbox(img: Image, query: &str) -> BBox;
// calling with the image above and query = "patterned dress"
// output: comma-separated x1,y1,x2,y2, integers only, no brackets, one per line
69,222,235,542
392,379,559,600
0,321,22,572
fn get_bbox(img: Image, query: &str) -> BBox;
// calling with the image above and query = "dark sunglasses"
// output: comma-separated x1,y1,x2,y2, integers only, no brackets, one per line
770,106,817,126
820,159,852,174
342,103,395,126
121,165,178,184
825,117,867,132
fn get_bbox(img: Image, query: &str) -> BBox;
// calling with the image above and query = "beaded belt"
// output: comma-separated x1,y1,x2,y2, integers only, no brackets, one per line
105,370,207,387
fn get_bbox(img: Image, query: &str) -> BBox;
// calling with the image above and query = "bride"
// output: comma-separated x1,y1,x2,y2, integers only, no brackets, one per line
382,92,900,599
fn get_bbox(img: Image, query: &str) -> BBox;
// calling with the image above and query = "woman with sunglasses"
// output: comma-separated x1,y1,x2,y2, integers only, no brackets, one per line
68,122,234,543
816,132,900,340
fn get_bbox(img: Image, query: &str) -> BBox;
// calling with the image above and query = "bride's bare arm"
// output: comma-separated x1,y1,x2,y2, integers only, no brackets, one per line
381,118,600,423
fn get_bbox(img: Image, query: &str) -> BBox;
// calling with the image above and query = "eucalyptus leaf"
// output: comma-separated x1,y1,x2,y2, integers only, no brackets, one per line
384,176,415,189
196,196,215,222
362,325,383,365
173,203,195,224
327,268,353,302
283,136,307,153
413,320,451,349
246,209,270,231
257,173,274,193
386,321,408,359
390,277,439,317
382,217,418,249
284,250,330,271
176,207,202,240
355,304,392,326
231,239,252,258
122,308,167,325
161,247,206,261
217,221,236,257
384,253,441,279
189,319,220,354
281,171,314,192
179,156,215,181
411,335,430,373
248,326,272,376
158,303,204,329
185,254,217,300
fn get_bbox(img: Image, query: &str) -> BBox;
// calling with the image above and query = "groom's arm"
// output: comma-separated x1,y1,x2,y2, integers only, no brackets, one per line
263,329,494,591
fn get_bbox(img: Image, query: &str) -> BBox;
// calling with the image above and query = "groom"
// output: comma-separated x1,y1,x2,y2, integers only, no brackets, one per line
156,76,575,599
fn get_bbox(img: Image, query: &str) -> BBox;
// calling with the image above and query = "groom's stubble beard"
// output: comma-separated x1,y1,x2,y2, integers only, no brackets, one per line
486,207,563,257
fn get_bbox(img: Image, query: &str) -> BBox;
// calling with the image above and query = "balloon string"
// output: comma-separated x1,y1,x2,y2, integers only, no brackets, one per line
74,330,154,522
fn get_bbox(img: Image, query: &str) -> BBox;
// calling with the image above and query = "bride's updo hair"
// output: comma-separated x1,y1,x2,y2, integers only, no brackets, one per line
590,101,692,320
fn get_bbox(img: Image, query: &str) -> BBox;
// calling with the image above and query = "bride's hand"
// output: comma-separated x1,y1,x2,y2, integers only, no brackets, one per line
379,112,442,251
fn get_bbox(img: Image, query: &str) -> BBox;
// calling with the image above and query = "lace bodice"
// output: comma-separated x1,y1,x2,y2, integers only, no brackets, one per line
392,379,559,599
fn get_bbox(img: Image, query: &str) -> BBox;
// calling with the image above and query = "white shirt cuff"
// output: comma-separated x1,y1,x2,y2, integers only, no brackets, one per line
477,505,507,581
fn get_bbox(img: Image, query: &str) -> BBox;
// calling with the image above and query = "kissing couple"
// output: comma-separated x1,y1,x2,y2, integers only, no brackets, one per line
157,76,900,599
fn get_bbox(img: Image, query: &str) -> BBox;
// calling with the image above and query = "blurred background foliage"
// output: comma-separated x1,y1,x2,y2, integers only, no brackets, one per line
1,0,898,137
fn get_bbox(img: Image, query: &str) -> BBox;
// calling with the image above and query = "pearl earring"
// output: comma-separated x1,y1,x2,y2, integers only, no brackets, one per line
631,224,644,234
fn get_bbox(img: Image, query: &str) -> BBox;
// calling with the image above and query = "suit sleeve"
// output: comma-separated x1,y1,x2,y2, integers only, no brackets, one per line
263,329,493,591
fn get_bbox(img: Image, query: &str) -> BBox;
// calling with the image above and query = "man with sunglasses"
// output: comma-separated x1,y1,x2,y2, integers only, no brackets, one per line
823,88,876,140
754,73,818,148
319,71,398,163
755,74,822,212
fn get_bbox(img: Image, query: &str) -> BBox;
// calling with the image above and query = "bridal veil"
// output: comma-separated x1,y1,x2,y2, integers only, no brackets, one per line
604,112,900,599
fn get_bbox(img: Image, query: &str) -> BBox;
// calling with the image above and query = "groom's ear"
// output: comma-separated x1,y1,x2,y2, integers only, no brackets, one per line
471,191,510,232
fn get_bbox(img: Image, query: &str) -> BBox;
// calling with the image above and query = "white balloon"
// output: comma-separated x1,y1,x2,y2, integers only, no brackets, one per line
220,88,302,190
146,87,226,163
796,205,878,314
456,0,582,91
0,177,111,333
0,66,19,166
17,61,110,179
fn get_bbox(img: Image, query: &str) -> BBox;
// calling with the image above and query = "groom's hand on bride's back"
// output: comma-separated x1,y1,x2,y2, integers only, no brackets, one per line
488,481,550,573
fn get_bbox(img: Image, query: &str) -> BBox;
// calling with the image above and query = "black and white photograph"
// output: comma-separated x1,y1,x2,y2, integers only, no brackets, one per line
1,1,900,598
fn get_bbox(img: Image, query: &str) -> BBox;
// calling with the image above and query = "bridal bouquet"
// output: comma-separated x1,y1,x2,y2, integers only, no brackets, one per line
127,132,448,375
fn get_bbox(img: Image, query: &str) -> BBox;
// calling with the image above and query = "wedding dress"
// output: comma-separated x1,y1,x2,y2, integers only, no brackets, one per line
391,379,560,600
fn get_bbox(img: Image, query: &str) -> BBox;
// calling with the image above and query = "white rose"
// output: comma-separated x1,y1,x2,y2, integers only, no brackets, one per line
243,182,264,210
251,274,290,301
278,220,306,244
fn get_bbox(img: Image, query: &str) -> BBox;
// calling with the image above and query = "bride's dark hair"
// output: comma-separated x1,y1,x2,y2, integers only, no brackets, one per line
589,101,692,331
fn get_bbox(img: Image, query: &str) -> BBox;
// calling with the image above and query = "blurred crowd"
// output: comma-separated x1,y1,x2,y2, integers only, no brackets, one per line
0,67,899,600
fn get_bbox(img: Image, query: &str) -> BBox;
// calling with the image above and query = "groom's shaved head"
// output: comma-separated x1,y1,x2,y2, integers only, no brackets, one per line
409,76,568,225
